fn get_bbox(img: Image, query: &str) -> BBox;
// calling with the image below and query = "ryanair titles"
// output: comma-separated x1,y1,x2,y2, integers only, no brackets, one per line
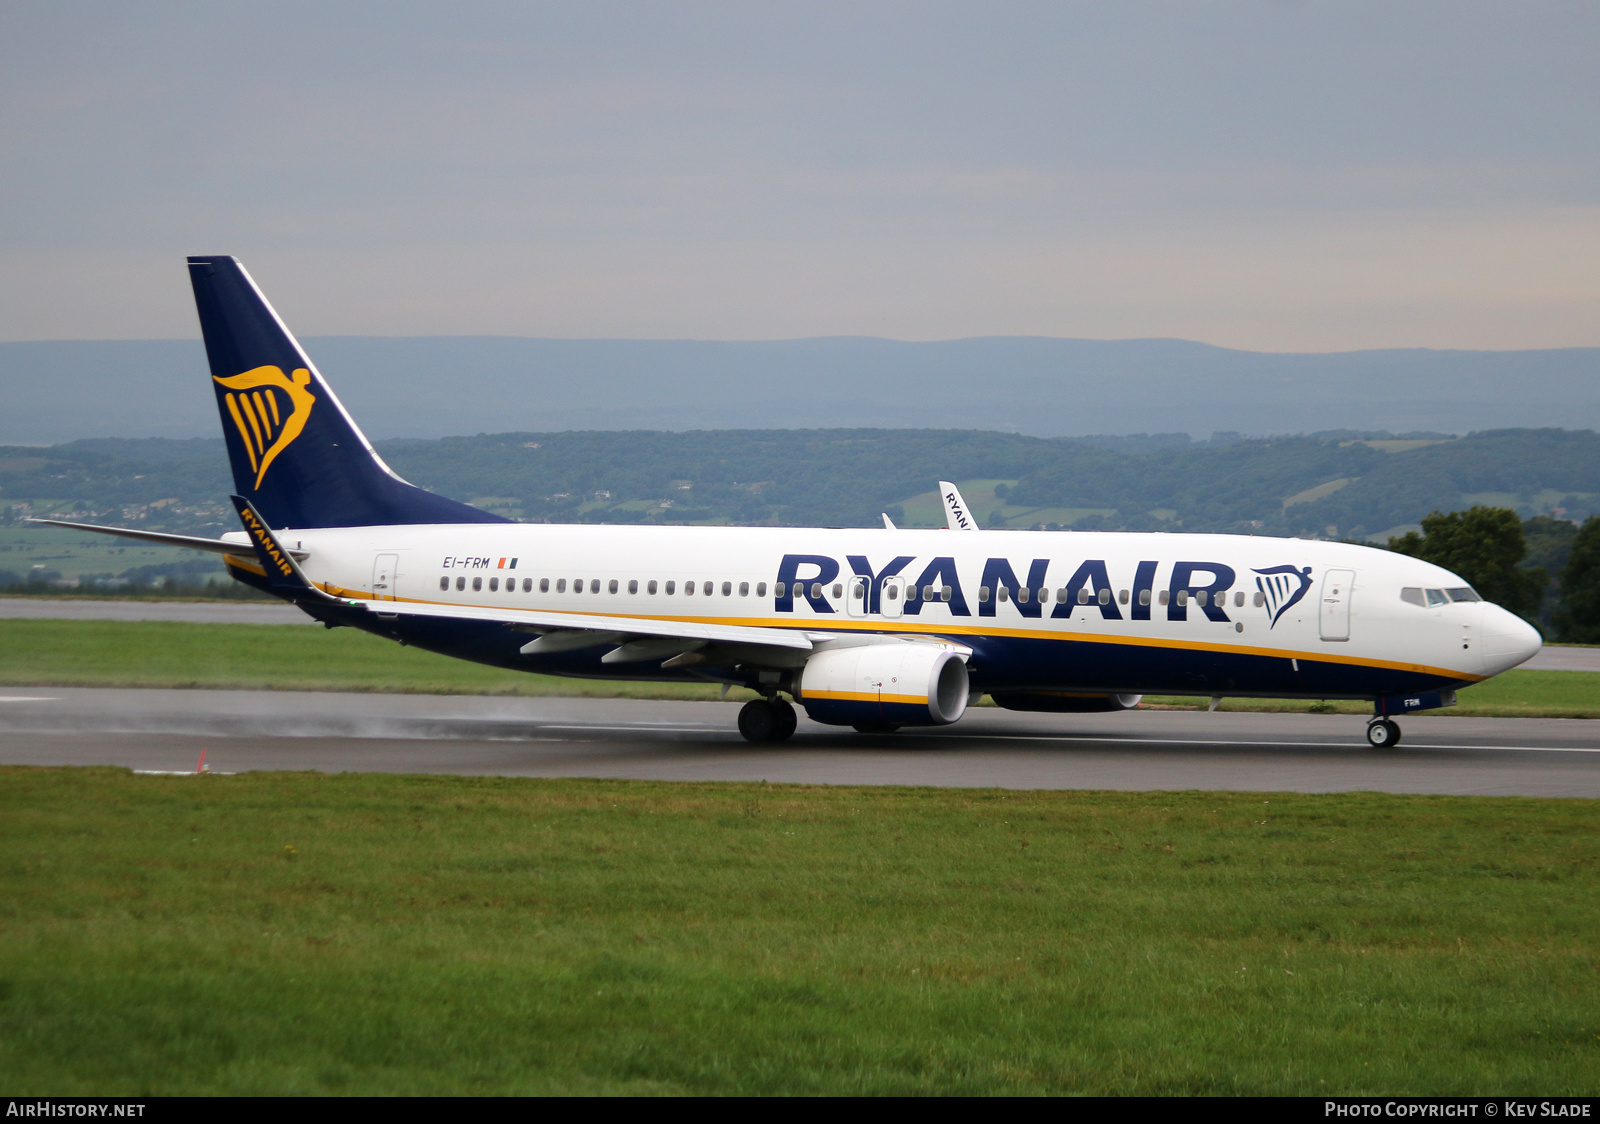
775,553,1312,627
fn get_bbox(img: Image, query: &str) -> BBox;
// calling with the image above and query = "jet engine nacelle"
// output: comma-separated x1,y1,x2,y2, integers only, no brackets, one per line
990,691,1143,713
797,642,970,728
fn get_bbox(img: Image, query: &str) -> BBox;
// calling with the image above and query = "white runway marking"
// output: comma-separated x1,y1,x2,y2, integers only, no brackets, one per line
537,725,728,734
945,732,1600,754
0,696,58,703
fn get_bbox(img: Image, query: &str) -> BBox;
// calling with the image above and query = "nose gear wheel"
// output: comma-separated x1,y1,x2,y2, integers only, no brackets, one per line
1366,719,1401,748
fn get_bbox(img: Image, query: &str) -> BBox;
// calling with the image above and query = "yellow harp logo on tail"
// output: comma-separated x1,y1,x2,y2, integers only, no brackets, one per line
213,366,317,490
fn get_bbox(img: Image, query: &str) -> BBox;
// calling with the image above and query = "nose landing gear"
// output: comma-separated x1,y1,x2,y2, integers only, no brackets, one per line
738,697,798,743
1365,718,1402,748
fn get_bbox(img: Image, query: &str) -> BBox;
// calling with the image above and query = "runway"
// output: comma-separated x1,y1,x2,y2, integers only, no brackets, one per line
2,688,1598,796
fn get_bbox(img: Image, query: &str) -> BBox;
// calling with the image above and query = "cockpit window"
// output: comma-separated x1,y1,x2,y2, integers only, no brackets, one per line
1400,587,1425,607
1425,588,1450,608
1445,587,1481,602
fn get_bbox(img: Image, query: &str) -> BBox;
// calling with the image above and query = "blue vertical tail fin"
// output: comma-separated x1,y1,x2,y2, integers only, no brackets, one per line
188,255,506,528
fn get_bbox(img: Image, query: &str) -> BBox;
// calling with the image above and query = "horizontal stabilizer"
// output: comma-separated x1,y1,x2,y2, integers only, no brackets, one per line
26,516,305,559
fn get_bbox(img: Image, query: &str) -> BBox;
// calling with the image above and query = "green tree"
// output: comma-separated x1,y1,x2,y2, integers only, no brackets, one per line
1388,506,1545,620
1554,516,1600,643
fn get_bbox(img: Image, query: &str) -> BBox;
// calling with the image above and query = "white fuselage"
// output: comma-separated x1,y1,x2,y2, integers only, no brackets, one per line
231,522,1543,695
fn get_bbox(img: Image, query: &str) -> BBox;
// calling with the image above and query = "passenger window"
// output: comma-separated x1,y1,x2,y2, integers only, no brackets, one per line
1119,589,1129,605
592,579,601,594
1158,590,1169,606
997,586,1009,603
1175,590,1187,606
722,581,732,596
439,577,448,591
1077,587,1089,605
1017,588,1029,604
907,585,919,600
756,582,767,596
539,578,548,592
774,582,785,598
556,578,566,593
834,583,844,599
703,581,713,596
1446,587,1481,602
1194,590,1205,606
489,577,499,591
628,579,638,594
852,582,864,600
978,586,990,602
887,585,900,601
648,580,657,594
472,576,483,592
456,576,466,591
810,582,822,600
608,579,618,594
665,580,675,594
941,587,951,602
740,582,749,596
685,581,695,596
1425,588,1450,607
1234,590,1244,607
1098,588,1111,605
1253,591,1265,607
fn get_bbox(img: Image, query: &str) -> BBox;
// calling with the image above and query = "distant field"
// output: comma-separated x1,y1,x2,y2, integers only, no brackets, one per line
0,768,1595,1094
0,525,226,582
0,619,1594,716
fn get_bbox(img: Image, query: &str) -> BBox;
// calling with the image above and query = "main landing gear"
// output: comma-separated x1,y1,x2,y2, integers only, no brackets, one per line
1366,718,1402,748
738,697,798,743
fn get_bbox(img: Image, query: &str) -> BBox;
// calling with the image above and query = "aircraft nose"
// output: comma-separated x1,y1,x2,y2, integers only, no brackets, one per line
1479,604,1542,675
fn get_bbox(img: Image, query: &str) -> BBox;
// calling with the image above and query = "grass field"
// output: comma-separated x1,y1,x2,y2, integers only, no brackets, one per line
0,619,1595,717
0,768,1595,1094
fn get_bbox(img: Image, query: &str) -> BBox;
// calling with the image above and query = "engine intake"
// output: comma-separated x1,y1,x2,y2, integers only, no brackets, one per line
798,642,970,728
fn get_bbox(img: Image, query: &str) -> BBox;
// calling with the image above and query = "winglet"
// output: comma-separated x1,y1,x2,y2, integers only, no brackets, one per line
881,512,897,530
938,481,979,531
230,494,335,600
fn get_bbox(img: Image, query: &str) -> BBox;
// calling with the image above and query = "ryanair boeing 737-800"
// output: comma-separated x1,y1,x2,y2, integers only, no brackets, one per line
35,257,1543,748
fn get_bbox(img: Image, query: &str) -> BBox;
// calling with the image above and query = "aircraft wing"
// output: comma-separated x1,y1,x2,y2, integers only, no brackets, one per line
358,598,816,652
938,481,980,531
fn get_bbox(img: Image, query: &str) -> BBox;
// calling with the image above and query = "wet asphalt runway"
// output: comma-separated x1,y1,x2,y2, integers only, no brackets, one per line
1,688,1597,797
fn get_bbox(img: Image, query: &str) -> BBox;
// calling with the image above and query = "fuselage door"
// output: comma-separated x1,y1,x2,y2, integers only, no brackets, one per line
846,575,870,618
1319,568,1354,641
879,575,905,618
373,553,399,601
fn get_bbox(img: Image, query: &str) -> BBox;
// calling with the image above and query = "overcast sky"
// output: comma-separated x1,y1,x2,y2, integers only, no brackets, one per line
2,1,1598,349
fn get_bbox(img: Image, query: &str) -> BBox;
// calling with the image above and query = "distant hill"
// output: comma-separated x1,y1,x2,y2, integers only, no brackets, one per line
3,428,1595,543
3,336,1599,444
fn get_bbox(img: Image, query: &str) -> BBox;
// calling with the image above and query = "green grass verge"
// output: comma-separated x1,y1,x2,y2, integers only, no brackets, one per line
0,619,1595,715
1,769,1596,1094
0,619,731,699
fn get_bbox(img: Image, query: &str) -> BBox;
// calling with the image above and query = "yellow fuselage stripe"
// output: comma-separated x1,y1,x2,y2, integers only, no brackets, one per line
310,583,1481,682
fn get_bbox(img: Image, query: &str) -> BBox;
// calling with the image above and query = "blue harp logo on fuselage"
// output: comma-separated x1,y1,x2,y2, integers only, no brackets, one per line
213,366,317,490
1253,564,1314,628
